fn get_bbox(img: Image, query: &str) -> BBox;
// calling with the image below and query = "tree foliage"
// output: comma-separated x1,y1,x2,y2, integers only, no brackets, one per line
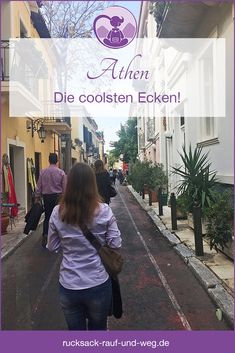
129,160,167,192
108,150,119,168
205,190,233,252
40,1,109,38
112,117,138,163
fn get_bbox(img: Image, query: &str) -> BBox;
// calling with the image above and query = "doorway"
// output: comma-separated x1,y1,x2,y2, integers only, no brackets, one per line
9,144,26,209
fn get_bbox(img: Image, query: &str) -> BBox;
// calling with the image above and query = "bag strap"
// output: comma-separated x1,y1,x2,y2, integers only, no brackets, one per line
80,224,102,252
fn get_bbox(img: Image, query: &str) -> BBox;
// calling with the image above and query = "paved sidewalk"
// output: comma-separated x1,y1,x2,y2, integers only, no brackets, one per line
127,185,234,326
1,213,43,260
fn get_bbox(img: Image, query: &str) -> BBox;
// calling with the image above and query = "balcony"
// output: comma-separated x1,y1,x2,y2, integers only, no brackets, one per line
1,40,10,82
147,118,156,142
152,1,222,38
149,1,169,37
1,40,42,114
43,117,71,134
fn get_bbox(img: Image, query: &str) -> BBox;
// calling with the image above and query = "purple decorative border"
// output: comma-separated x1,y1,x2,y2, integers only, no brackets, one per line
0,1,234,353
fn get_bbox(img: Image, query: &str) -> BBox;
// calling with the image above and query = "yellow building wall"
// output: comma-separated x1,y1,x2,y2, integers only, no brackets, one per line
1,0,60,169
71,116,81,163
71,116,80,140
1,1,62,211
2,100,57,167
11,1,33,38
98,142,103,161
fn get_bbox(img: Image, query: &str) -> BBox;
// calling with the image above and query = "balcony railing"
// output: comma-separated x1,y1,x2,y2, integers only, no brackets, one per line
149,1,170,37
43,117,71,133
1,40,39,98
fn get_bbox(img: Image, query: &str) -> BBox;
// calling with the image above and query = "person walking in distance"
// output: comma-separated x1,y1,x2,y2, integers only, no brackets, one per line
47,163,122,330
94,159,113,204
35,153,66,247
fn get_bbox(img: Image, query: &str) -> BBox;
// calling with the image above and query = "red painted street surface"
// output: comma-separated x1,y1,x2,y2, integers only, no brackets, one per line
1,185,231,330
108,185,231,330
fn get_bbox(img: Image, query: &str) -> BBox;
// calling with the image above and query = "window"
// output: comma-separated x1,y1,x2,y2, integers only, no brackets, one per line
200,47,215,140
20,20,28,38
178,106,185,148
180,116,185,127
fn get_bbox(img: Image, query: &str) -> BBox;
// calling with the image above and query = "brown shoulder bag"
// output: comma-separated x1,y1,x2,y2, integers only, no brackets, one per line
81,225,123,276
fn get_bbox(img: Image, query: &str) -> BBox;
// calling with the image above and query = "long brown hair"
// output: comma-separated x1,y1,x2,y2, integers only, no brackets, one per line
94,159,105,174
59,163,100,227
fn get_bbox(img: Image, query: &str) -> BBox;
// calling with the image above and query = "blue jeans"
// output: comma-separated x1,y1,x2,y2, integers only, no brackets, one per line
59,278,112,330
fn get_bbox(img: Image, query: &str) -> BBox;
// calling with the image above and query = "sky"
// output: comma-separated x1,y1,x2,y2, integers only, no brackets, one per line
93,1,141,152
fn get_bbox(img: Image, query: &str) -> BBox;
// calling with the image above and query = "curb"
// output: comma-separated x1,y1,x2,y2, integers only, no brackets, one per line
1,219,43,261
1,233,29,261
127,185,234,327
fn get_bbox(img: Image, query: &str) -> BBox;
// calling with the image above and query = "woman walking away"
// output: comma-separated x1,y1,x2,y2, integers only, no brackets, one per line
47,163,122,331
94,159,113,204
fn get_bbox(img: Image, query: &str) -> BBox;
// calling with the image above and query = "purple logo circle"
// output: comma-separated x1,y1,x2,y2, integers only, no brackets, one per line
93,6,137,49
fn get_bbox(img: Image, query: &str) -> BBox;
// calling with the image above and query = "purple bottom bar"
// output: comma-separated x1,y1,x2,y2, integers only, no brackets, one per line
0,330,235,353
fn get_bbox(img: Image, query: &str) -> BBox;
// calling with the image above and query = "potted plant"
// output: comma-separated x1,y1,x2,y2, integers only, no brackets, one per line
172,145,217,215
153,163,168,203
129,160,167,205
135,161,167,205
137,161,154,200
128,160,143,194
128,160,152,196
176,193,188,220
205,190,233,256
1,192,9,235
147,163,158,204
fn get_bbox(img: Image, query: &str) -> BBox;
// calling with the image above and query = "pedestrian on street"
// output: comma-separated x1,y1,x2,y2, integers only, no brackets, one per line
109,168,115,184
118,169,124,184
47,163,122,330
35,153,66,247
113,169,117,185
94,159,113,204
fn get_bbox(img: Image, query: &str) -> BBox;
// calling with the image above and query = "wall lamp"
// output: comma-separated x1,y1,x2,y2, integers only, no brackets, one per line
26,119,46,143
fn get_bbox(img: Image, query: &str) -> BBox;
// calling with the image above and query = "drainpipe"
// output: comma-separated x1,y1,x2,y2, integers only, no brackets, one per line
164,131,172,194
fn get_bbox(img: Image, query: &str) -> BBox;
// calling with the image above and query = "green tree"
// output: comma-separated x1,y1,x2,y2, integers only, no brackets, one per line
41,1,109,38
108,150,118,168
112,117,138,163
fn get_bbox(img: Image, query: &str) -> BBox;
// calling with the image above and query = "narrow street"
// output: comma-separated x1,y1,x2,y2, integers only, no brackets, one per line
2,184,231,330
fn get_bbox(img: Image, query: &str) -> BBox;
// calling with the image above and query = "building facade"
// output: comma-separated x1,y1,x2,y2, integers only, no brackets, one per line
1,1,70,211
1,1,105,212
137,1,234,193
